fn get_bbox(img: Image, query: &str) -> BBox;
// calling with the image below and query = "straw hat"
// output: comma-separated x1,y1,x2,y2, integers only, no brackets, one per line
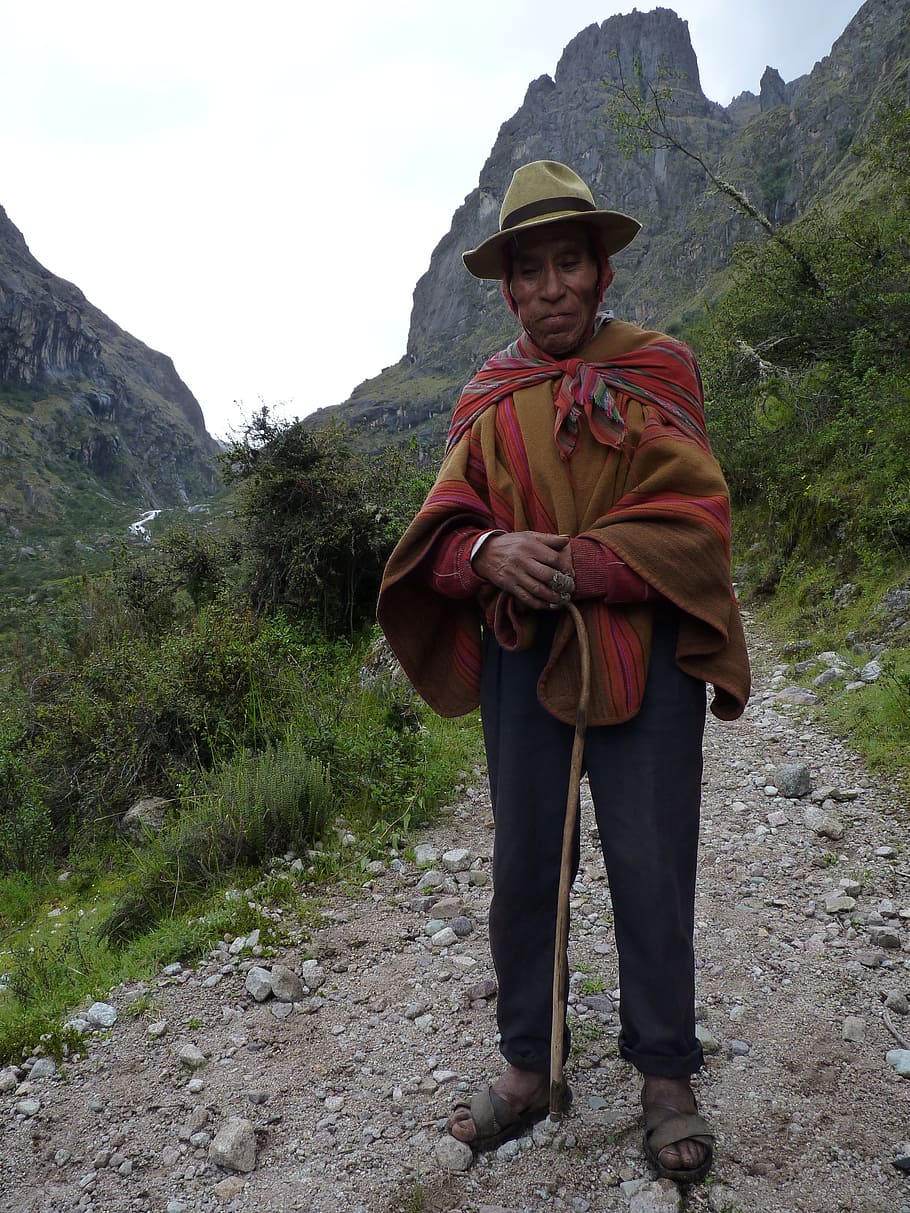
462,160,641,280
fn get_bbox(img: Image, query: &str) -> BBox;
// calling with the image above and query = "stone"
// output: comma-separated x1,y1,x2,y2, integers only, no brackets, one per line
429,896,464,919
84,1002,117,1028
417,870,447,891
886,1050,910,1077
772,763,811,798
213,1175,247,1199
441,848,473,873
869,927,901,949
884,990,910,1015
431,926,458,947
766,809,789,828
269,964,305,1002
804,806,844,840
775,686,818,705
15,1098,40,1117
301,960,327,991
209,1117,258,1173
0,1068,18,1093
245,966,273,1001
177,1043,207,1070
435,1133,473,1171
695,1023,721,1054
841,1016,866,1042
414,844,439,865
120,796,172,841
813,667,846,688
860,659,883,682
628,1179,680,1213
147,1020,168,1039
824,891,856,914
466,978,497,1001
450,916,474,938
28,1058,56,1080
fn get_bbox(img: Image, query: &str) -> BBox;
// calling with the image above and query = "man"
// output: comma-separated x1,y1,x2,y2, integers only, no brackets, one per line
377,160,750,1183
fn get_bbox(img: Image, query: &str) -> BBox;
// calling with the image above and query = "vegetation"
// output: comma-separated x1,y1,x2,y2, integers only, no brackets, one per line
0,412,481,1063
607,78,910,778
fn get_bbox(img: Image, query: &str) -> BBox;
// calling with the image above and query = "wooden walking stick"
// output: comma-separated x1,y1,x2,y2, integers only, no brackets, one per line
549,600,591,1118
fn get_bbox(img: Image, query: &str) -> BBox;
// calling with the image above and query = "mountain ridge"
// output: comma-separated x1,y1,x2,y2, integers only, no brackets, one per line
308,0,908,454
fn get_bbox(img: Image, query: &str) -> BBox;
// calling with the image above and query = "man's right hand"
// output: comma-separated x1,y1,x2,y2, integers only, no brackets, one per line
472,531,575,610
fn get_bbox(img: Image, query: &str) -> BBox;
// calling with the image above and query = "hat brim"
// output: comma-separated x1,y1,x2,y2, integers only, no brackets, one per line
462,210,642,280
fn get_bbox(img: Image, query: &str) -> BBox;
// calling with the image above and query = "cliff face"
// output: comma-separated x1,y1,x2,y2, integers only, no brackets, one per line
0,206,218,525
311,0,910,454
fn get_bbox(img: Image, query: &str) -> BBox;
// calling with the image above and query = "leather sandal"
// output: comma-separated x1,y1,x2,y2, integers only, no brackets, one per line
449,1083,563,1153
642,1101,714,1183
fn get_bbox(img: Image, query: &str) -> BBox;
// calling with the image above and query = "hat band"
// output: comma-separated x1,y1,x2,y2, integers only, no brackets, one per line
501,195,596,231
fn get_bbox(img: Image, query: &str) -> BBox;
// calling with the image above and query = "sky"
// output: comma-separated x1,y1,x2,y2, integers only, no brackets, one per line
0,0,865,439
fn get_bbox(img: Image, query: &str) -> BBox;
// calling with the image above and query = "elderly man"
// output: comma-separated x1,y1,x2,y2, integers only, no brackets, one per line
378,160,750,1183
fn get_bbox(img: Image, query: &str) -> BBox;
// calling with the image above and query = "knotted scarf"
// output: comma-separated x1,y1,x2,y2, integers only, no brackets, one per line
446,326,710,461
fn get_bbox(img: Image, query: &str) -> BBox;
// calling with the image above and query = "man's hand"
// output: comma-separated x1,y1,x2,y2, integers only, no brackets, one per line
472,531,575,609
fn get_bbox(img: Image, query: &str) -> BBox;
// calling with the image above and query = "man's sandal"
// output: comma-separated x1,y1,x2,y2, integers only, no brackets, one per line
642,1103,715,1184
449,1084,567,1153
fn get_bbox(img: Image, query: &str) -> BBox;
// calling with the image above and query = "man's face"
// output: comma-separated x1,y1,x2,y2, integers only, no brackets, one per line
508,222,600,357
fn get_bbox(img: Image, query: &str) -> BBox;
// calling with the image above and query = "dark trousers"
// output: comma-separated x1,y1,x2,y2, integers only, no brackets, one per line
480,613,706,1079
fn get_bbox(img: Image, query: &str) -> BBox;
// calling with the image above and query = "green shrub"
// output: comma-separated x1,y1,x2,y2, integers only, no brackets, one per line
100,738,332,942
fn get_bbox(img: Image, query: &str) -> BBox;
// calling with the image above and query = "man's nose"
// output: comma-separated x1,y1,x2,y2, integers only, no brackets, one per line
539,262,565,299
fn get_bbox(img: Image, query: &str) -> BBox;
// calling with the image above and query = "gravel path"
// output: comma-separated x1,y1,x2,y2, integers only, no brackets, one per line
2,613,909,1213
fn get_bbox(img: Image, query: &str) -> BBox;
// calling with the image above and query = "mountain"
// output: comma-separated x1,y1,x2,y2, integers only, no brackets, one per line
308,0,910,454
0,207,220,530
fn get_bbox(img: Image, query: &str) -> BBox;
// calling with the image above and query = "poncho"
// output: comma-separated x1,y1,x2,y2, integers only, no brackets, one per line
377,319,751,726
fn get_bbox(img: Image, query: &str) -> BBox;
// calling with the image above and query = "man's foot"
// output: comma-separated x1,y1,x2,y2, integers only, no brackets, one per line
641,1074,714,1182
448,1065,549,1149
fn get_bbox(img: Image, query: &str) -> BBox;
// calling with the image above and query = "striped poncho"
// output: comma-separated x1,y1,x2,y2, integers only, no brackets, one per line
377,319,750,726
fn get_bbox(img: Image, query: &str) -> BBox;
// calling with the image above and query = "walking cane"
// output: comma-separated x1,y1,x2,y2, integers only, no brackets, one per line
549,600,591,1118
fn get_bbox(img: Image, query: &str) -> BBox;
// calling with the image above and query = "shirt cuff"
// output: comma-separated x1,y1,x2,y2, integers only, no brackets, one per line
570,537,663,603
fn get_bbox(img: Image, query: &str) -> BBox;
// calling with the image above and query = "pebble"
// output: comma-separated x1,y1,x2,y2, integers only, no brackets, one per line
147,1019,168,1039
842,1016,866,1042
886,1050,910,1077
772,763,811,798
885,990,910,1015
301,960,327,991
441,848,473,873
270,963,305,1001
628,1180,680,1213
209,1117,258,1172
84,1002,118,1028
824,891,856,914
245,966,273,1001
695,1024,721,1054
435,1134,473,1171
177,1043,207,1070
805,806,845,840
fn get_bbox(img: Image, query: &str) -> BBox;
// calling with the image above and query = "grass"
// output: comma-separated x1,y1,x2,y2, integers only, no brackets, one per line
0,704,484,1067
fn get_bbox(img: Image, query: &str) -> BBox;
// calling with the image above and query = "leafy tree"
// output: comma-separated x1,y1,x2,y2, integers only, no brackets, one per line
222,411,431,634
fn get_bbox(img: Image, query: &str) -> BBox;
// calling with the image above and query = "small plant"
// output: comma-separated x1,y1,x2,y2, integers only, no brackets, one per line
100,740,331,943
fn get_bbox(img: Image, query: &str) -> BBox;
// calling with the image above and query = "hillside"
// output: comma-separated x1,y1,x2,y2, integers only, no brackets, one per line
0,205,222,606
307,0,910,456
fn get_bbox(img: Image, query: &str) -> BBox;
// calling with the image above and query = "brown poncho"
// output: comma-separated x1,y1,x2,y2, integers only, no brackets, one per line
377,320,750,726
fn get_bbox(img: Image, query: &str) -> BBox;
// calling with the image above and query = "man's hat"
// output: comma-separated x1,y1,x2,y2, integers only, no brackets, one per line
462,160,641,280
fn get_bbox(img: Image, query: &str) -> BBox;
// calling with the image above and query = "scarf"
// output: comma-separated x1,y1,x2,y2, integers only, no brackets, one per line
446,328,710,461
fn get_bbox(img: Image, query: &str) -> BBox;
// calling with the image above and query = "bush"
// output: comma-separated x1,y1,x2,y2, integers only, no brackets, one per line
222,412,431,633
101,738,332,942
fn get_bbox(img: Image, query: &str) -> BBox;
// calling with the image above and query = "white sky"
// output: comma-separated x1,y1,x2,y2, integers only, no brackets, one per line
0,0,863,438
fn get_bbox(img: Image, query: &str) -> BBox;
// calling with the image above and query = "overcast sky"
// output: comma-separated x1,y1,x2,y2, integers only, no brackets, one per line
0,0,864,438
